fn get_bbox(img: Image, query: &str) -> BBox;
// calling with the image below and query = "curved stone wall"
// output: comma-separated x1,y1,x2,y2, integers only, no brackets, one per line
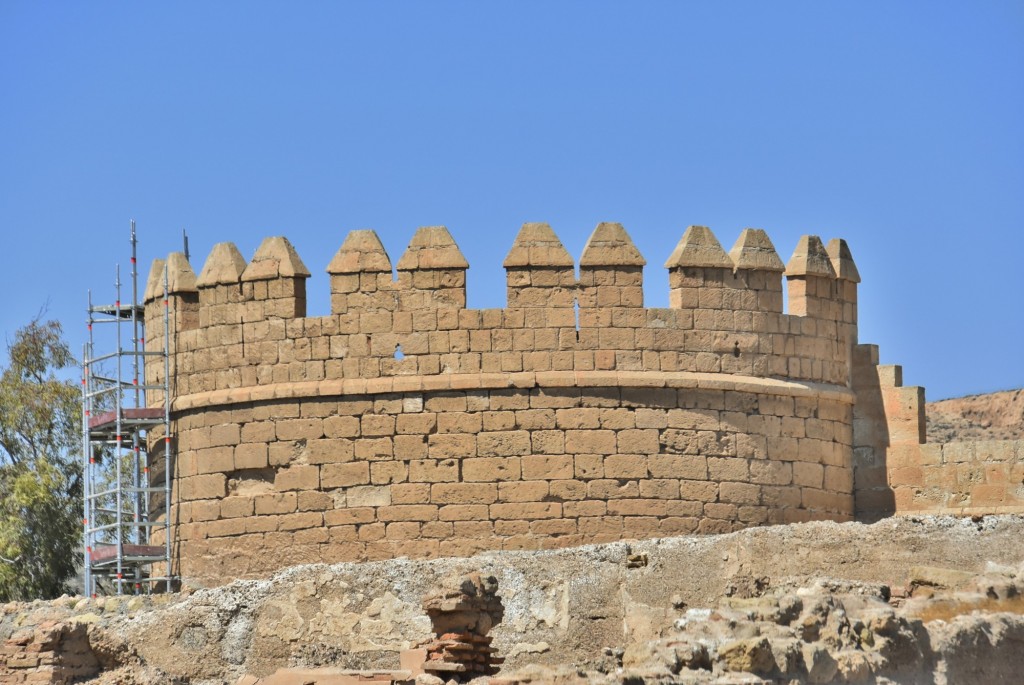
145,223,860,586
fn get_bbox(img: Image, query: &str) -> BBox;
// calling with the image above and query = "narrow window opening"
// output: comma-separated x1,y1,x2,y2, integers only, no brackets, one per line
733,341,741,358
394,344,405,360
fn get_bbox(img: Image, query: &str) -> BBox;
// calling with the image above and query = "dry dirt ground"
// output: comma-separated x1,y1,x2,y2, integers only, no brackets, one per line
926,388,1024,443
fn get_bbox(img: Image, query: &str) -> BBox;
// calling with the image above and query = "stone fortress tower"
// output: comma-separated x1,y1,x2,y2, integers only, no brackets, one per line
141,222,1007,588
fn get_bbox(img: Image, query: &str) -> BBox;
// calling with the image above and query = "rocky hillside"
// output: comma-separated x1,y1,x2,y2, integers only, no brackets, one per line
3,516,1024,684
926,388,1023,443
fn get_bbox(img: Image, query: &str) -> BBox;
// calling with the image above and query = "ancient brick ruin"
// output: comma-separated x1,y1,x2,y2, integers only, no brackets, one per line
138,222,1023,587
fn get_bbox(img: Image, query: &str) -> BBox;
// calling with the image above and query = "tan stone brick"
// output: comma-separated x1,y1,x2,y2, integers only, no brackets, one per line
297,490,333,511
531,430,565,454
324,507,376,526
394,434,428,460
209,423,241,447
579,516,623,535
437,412,482,434
588,479,639,499
494,520,531,536
521,454,574,480
181,474,227,500
391,483,431,505
279,511,324,531
438,504,490,521
719,481,762,505
660,517,699,534
431,483,498,504
385,522,421,540
529,518,576,536
555,408,601,429
824,465,853,493
370,461,407,484
196,446,234,475
397,413,437,434
639,479,679,499
255,492,297,515
649,454,707,480
550,479,587,500
574,454,605,479
704,502,738,520
708,457,748,482
463,457,521,482
792,462,824,488
323,415,360,438
565,430,616,454
206,518,247,537
453,520,495,538
347,485,392,508
515,409,556,430
360,414,395,437
749,460,792,486
377,504,438,522
604,454,648,479
234,442,269,470
358,522,386,541
220,496,254,519
608,499,667,517
355,437,393,460
321,461,370,488
409,458,459,483
428,433,476,459
276,418,324,441
191,500,220,522
617,429,660,454
275,465,320,491
563,500,606,517
680,479,717,502
498,480,549,502
490,502,561,520
420,520,454,538
477,430,531,456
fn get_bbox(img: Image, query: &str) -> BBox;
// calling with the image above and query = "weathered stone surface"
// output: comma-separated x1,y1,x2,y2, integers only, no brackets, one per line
729,228,786,272
242,236,311,281
579,222,646,266
327,230,394,274
502,223,574,268
664,225,732,269
396,226,469,270
197,242,248,287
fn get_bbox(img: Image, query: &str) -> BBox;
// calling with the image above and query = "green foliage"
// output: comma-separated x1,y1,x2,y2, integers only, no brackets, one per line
0,318,81,600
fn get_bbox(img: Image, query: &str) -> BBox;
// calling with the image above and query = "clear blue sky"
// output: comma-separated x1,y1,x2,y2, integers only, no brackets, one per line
1,2,1021,401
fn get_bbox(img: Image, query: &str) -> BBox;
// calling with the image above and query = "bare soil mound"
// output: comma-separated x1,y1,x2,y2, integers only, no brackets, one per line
926,387,1024,443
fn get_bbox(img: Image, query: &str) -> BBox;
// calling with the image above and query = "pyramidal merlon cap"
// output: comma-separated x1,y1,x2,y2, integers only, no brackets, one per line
786,235,836,278
327,230,393,274
826,238,860,283
165,252,197,293
144,257,166,302
729,228,785,272
579,222,646,267
196,242,247,287
241,236,311,282
396,226,469,271
503,222,574,268
664,225,732,269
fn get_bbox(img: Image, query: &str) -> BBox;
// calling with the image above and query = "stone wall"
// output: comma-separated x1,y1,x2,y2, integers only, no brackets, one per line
143,222,869,586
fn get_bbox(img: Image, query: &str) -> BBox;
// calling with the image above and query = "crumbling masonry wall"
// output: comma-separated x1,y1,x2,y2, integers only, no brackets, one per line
140,222,907,586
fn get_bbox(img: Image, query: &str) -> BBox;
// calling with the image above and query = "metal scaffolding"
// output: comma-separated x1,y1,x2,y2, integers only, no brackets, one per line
82,221,175,595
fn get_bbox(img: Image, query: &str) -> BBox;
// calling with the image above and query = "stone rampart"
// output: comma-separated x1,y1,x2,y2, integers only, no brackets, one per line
143,223,868,586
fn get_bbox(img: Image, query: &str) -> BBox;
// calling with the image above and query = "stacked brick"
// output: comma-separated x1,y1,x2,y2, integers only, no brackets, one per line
141,222,870,586
418,573,503,679
0,621,99,684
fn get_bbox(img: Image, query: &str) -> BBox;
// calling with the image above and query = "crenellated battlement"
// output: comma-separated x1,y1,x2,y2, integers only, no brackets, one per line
141,222,878,586
144,223,861,400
